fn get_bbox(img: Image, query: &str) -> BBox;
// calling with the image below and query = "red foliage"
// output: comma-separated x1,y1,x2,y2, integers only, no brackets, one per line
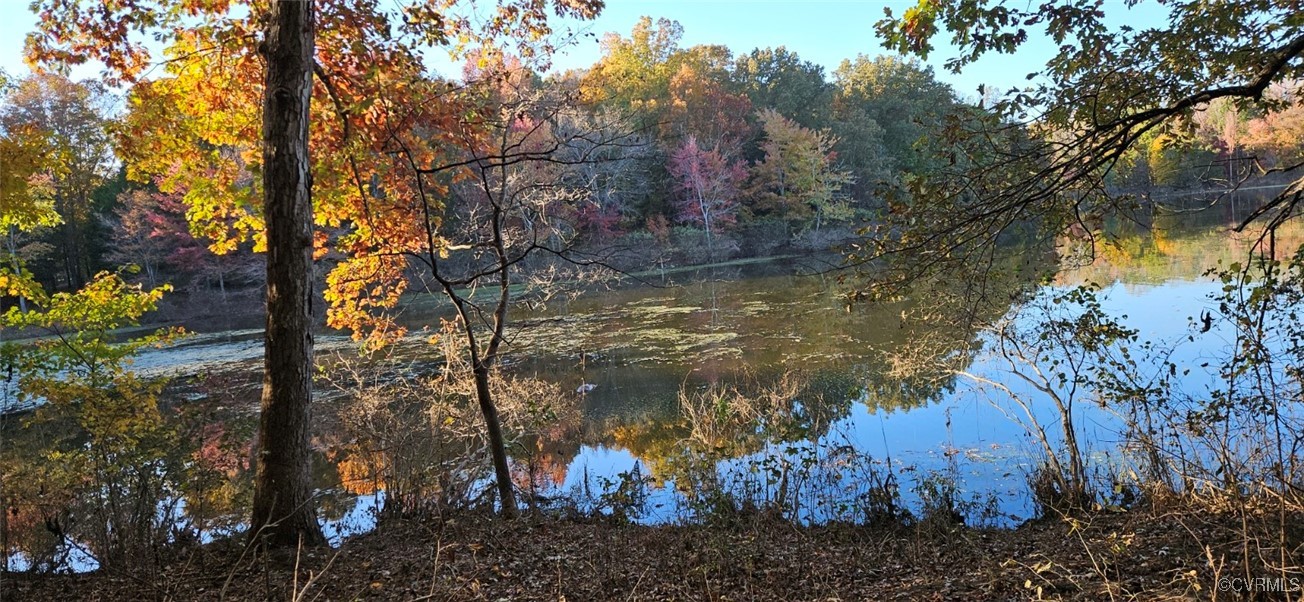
577,203,624,240
667,136,746,234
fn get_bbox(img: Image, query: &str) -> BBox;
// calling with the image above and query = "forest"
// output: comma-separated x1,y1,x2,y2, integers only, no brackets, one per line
7,16,1301,310
2,0,1304,600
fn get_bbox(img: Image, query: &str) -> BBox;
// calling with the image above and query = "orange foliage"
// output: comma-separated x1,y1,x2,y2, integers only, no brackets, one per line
28,0,602,345
336,449,388,496
666,61,753,150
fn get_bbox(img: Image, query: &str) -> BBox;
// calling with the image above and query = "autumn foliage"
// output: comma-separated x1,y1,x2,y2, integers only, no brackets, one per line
667,136,746,243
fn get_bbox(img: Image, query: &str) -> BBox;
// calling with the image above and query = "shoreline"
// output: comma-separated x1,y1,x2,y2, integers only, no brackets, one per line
7,505,1297,601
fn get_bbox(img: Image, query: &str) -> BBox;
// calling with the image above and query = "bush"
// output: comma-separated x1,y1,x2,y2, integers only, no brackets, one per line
1,272,186,572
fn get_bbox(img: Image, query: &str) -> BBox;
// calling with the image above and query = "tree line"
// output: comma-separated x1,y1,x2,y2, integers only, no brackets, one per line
7,17,1303,307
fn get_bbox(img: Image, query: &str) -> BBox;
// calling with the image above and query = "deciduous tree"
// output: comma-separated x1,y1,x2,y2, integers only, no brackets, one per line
29,0,603,542
335,58,638,516
855,0,1304,301
832,55,957,176
749,109,853,233
0,71,55,233
581,16,683,118
0,84,59,312
732,47,834,131
554,107,654,240
665,52,754,151
0,74,114,291
1244,85,1304,169
108,189,175,289
667,136,746,251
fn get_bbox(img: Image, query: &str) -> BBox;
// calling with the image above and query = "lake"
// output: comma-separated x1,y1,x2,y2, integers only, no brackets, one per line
4,196,1298,570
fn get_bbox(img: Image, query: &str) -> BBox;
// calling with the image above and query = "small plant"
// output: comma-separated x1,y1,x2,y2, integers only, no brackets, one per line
595,464,653,522
913,470,967,533
323,322,583,520
1,271,183,572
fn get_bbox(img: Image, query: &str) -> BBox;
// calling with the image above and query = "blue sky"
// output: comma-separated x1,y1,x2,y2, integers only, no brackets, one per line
0,0,1171,100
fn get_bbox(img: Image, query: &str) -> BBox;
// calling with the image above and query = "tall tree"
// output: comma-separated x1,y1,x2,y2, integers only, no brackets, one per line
29,0,603,541
250,0,323,547
832,55,957,176
749,109,853,233
0,74,114,291
0,72,58,312
0,71,52,225
581,16,683,117
665,48,754,151
732,47,834,131
110,186,257,296
1244,91,1304,169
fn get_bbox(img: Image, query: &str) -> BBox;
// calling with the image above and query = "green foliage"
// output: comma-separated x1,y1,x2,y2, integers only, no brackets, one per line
858,0,1302,309
1,271,181,569
749,109,854,233
832,55,958,175
5,273,175,371
594,465,654,522
1200,250,1304,426
731,47,834,131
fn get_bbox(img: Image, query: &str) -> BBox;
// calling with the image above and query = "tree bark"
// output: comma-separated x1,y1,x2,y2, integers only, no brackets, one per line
250,0,325,548
446,290,519,518
472,361,519,517
6,227,27,313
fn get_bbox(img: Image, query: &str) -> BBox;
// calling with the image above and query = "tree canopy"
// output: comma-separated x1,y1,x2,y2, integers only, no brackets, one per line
851,0,1304,303
20,0,605,544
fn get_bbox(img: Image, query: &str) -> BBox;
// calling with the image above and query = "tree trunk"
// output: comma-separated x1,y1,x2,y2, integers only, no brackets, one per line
445,285,519,517
6,227,27,313
250,0,325,549
1059,407,1088,507
472,361,519,518
58,194,90,291
697,191,713,253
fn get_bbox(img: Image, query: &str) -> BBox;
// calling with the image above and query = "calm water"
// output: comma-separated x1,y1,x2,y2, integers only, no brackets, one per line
5,198,1299,570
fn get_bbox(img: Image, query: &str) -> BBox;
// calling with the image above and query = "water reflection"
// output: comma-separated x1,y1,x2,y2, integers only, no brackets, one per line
4,199,1294,571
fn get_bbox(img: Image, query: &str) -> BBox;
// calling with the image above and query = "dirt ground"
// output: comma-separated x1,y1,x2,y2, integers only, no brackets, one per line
5,508,1301,601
